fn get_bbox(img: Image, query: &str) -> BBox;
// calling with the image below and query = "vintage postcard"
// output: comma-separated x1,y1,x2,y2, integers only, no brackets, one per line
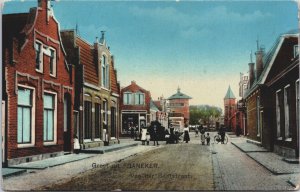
1,0,299,191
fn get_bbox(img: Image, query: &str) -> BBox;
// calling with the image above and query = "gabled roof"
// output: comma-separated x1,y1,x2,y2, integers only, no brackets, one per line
76,36,99,85
224,86,236,99
150,99,160,112
168,87,192,100
245,30,298,98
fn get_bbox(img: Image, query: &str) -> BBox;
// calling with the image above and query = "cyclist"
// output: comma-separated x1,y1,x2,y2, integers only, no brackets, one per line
219,126,226,144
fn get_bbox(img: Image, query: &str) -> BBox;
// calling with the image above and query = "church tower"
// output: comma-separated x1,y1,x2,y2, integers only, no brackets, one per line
224,86,236,132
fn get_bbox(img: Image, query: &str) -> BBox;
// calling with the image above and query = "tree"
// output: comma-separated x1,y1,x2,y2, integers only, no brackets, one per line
189,105,222,126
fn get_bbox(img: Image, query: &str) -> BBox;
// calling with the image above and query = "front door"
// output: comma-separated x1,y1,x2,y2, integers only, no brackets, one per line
64,96,71,151
2,101,5,164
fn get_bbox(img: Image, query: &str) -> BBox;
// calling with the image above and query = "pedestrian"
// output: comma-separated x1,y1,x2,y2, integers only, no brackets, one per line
195,127,199,137
219,126,225,144
206,133,210,145
141,126,147,145
130,125,134,139
153,124,159,146
135,125,139,140
73,135,80,154
200,131,205,145
183,126,190,143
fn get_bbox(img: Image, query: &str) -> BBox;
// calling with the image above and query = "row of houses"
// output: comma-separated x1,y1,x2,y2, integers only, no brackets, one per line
2,0,193,166
236,30,299,158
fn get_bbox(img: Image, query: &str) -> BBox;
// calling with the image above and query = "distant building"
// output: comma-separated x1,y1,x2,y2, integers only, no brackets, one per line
167,87,192,127
120,81,151,135
224,86,237,132
237,72,249,135
153,96,168,128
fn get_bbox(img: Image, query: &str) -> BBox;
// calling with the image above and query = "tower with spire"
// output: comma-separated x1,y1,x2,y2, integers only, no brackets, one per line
224,86,237,132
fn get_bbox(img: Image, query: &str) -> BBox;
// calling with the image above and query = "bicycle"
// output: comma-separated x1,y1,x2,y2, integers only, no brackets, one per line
214,133,228,144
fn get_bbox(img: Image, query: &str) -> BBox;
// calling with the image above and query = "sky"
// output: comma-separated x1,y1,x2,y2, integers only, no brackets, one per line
2,0,298,110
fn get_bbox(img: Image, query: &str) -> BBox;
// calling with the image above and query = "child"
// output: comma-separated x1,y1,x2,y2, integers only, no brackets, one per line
206,133,210,145
200,132,205,145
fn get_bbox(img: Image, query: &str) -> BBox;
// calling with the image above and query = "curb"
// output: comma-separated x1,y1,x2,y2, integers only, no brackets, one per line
82,143,138,154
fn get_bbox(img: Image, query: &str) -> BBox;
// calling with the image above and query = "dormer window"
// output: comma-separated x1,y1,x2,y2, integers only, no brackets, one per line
294,45,299,58
49,48,56,77
123,92,132,105
134,92,145,105
35,41,43,72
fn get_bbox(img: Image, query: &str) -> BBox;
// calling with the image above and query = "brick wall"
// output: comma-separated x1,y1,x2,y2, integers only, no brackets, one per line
4,0,74,160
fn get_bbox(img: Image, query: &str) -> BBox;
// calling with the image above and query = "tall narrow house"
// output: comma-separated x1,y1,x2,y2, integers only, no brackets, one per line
2,0,74,166
61,30,120,149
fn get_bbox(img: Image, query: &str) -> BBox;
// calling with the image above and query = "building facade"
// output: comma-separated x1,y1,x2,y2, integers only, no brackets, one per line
120,81,151,135
167,87,192,127
263,33,299,158
61,30,120,149
2,0,74,165
245,30,299,157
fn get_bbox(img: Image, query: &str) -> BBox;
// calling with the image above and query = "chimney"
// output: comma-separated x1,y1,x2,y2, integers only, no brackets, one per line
248,62,255,88
131,80,136,85
255,47,264,79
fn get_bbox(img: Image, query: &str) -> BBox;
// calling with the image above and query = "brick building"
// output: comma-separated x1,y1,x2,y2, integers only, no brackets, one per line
167,87,192,127
61,30,120,148
120,81,151,135
245,30,299,157
224,86,237,132
237,73,249,135
2,0,74,165
263,32,299,158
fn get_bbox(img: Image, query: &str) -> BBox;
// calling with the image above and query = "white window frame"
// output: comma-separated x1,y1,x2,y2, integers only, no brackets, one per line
123,92,132,105
49,47,57,77
17,84,35,148
296,80,299,139
43,90,57,145
294,45,299,58
284,84,292,141
35,40,43,73
256,96,261,137
134,92,145,105
276,89,282,140
103,100,108,125
101,54,110,89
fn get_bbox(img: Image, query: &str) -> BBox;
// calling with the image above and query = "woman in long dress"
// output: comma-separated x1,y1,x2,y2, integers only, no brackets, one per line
183,127,190,143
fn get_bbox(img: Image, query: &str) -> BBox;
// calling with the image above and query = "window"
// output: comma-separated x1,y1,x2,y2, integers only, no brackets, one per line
123,92,132,105
49,48,56,76
284,85,292,140
111,107,116,137
18,87,33,144
101,55,110,88
134,92,145,105
84,101,92,140
103,100,108,125
43,93,56,142
256,96,261,136
296,80,299,135
35,41,43,72
95,103,101,139
276,90,282,139
294,45,299,58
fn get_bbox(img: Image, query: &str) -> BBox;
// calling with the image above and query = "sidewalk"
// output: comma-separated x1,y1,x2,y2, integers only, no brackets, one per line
230,137,300,188
2,141,160,191
2,139,139,178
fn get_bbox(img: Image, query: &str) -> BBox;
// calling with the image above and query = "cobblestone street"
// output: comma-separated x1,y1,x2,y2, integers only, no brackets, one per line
41,137,214,191
3,133,299,191
212,135,296,191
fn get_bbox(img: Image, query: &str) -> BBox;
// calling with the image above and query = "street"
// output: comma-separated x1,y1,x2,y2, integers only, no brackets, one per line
38,132,295,191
